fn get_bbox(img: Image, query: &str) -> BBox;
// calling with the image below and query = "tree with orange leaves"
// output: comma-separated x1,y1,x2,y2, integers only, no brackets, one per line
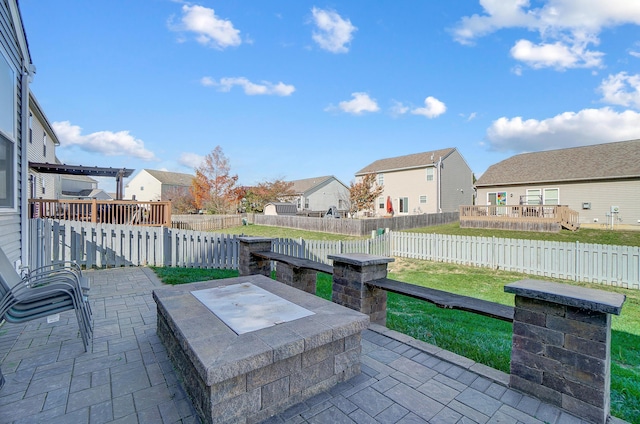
191,146,239,214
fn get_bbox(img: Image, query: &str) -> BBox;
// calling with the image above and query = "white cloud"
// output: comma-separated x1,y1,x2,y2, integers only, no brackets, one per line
53,121,157,160
178,152,205,169
453,0,640,70
332,92,379,115
169,5,241,50
485,107,640,152
202,76,295,96
598,72,640,109
411,96,447,118
311,7,357,53
390,101,410,116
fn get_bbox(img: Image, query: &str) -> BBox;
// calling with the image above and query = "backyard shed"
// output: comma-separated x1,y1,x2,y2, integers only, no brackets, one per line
263,202,298,216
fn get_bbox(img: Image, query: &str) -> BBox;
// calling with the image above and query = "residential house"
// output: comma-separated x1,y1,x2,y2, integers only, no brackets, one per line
289,176,350,213
1,0,34,266
125,169,194,202
475,140,640,226
355,148,473,216
27,92,59,200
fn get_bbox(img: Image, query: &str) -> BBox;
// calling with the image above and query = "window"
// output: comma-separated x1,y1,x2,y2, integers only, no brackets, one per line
525,189,541,205
140,186,144,191
297,198,301,209
377,173,384,186
378,196,384,209
43,133,47,157
41,177,46,195
0,52,15,139
488,192,507,206
29,113,33,143
0,51,15,209
338,199,344,209
426,168,434,181
304,198,309,209
0,134,14,208
544,188,559,205
419,195,427,204
399,197,409,213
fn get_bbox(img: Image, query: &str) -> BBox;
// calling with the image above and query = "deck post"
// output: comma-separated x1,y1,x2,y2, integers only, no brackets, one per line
504,280,625,424
238,237,273,277
328,253,394,326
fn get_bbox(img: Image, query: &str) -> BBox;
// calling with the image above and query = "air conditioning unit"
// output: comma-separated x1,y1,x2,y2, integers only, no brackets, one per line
611,206,620,213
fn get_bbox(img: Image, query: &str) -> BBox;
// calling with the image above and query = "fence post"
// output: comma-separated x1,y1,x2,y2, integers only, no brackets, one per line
238,237,273,277
505,279,625,424
329,253,394,326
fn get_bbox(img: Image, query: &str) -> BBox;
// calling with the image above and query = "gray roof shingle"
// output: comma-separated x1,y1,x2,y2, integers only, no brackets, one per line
355,148,456,175
289,176,334,194
476,140,640,187
145,169,194,187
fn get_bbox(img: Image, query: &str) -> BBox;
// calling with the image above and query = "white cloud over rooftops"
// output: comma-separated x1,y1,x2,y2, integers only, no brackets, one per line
485,107,640,152
411,96,447,118
329,92,379,115
311,7,357,53
169,4,241,50
178,152,205,169
53,121,157,161
201,76,295,96
453,0,640,71
599,72,640,110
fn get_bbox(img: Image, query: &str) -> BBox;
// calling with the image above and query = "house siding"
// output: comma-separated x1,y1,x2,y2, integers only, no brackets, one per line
440,150,474,212
27,106,58,199
376,167,439,215
476,179,640,226
0,0,25,264
125,170,163,201
303,178,350,212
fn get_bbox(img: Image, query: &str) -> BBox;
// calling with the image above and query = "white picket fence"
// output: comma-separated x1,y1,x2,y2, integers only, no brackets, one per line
30,219,639,289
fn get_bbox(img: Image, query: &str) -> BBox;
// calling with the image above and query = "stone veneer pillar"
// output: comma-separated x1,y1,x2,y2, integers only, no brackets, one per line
238,237,273,277
275,263,317,294
328,253,394,326
504,279,625,424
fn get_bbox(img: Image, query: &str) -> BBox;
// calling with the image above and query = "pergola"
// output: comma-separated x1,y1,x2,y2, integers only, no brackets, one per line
28,162,135,200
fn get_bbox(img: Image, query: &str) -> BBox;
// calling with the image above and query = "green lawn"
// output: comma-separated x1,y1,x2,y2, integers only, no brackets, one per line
219,224,360,241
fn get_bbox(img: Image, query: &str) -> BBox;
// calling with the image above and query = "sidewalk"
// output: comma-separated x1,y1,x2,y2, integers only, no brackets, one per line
0,267,623,423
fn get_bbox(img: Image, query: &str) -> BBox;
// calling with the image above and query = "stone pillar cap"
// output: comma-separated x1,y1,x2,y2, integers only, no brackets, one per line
328,253,395,266
505,279,625,315
237,236,274,243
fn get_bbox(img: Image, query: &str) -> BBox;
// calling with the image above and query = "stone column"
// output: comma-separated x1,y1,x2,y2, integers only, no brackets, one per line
328,253,394,326
505,279,625,424
238,237,273,277
275,262,317,294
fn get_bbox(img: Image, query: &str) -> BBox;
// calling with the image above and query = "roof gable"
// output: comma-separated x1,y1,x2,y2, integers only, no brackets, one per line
289,176,334,194
144,169,194,187
355,148,456,175
476,140,640,187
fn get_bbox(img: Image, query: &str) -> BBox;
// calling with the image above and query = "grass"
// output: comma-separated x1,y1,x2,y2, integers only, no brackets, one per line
412,222,640,246
219,224,360,241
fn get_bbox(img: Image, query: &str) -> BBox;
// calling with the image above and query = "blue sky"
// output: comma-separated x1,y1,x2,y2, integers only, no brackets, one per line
19,0,640,192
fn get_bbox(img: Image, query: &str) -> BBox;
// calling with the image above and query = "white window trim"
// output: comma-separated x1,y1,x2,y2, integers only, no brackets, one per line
543,188,560,205
0,47,17,212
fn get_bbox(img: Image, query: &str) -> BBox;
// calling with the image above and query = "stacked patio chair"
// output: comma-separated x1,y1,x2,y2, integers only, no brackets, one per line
0,248,92,390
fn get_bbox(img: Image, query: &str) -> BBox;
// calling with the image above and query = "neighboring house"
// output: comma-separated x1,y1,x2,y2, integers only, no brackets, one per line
1,0,34,266
27,91,60,199
355,148,474,216
289,176,350,213
475,140,640,226
125,169,194,201
60,174,111,200
263,202,297,216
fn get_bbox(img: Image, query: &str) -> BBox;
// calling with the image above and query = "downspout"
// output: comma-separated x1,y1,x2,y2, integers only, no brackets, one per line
437,156,442,213
20,64,35,267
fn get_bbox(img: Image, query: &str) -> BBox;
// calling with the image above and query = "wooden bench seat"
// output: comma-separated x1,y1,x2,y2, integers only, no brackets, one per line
252,251,333,275
368,278,514,322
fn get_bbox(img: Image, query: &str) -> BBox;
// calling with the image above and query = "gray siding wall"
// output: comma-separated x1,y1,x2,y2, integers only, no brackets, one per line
305,178,350,212
0,0,24,264
440,150,474,212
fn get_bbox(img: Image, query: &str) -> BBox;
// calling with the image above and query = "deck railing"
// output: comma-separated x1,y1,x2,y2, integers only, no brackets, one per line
460,204,579,231
29,199,171,226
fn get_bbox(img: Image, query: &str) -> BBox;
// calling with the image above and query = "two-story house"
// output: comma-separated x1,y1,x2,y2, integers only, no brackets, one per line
355,148,474,216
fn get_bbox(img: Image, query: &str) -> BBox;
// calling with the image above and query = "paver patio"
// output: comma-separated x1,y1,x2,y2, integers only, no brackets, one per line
0,267,627,423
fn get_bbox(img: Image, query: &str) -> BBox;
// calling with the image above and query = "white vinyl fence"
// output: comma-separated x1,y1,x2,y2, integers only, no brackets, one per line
30,219,639,289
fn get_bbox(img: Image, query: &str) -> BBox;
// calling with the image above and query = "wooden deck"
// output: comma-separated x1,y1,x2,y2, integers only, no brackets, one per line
459,205,579,232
